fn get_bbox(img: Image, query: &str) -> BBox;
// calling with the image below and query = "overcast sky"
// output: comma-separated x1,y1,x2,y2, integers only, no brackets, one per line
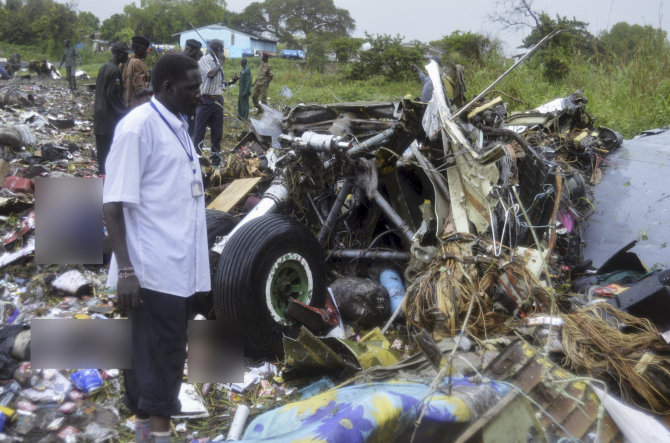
72,0,668,52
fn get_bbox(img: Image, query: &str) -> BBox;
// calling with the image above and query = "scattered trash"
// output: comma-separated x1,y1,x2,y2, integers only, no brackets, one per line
175,383,209,419
51,269,92,296
0,48,668,443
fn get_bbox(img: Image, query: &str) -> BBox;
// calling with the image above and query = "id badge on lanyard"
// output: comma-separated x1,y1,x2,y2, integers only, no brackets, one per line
151,102,204,198
191,179,203,197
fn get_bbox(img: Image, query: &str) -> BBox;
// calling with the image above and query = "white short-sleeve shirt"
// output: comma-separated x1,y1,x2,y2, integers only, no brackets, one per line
103,97,211,297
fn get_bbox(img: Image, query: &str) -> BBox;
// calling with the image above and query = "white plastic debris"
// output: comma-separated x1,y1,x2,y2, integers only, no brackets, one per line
225,404,249,440
220,363,277,393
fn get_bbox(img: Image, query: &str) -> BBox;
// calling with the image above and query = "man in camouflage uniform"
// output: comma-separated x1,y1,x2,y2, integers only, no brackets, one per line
252,53,273,114
59,40,81,91
122,36,152,109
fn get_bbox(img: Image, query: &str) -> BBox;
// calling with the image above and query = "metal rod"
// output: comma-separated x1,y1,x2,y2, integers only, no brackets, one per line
409,142,450,198
210,179,289,254
317,179,353,245
450,29,563,121
372,190,415,244
327,249,411,260
347,127,395,156
306,192,326,226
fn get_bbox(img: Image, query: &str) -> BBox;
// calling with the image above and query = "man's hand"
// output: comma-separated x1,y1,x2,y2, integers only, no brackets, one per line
116,274,141,314
207,64,222,79
411,64,419,72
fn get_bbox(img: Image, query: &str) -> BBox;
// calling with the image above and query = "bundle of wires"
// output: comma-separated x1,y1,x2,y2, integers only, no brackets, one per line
404,234,552,340
561,303,670,414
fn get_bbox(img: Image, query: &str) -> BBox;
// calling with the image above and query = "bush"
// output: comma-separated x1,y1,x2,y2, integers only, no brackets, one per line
349,33,422,81
305,33,329,73
329,37,362,63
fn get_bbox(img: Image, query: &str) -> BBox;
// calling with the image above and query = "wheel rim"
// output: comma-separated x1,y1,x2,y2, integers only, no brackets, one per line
265,252,313,326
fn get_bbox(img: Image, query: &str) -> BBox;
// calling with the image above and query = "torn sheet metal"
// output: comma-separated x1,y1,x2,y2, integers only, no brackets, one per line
582,129,670,270
426,60,499,234
484,340,623,442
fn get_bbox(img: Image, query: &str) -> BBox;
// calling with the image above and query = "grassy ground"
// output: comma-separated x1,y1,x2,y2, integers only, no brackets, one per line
5,43,669,139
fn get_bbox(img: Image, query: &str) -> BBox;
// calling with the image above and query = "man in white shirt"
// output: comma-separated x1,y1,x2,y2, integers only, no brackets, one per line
103,53,208,443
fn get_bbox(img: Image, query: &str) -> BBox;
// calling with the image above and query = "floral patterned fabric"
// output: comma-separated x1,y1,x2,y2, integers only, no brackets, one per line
240,379,510,442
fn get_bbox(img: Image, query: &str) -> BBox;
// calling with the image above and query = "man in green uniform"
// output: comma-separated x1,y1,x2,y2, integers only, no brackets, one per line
238,58,251,121
252,52,273,114
94,43,131,175
59,40,81,91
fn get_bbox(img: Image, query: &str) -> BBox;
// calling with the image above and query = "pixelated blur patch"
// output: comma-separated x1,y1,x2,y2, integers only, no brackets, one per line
31,319,131,369
187,320,244,383
34,177,102,264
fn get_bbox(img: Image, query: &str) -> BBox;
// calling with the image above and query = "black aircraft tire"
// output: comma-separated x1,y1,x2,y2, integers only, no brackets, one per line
213,214,327,358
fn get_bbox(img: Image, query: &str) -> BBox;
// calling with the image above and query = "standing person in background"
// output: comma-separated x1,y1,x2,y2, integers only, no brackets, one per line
193,39,237,164
94,43,131,176
182,39,203,136
59,40,81,92
411,64,434,103
182,39,203,62
252,52,273,114
237,58,251,122
123,36,152,109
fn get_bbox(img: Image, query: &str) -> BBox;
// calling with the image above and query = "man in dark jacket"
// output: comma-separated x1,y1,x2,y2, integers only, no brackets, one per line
94,43,131,175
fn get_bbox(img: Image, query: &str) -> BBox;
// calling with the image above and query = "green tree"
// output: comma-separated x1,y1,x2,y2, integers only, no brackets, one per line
190,0,227,28
32,1,79,57
521,13,594,80
305,32,330,72
100,13,128,41
121,0,228,43
430,31,494,64
285,0,354,37
229,0,353,44
0,0,50,44
78,11,99,39
350,33,422,81
329,36,362,63
599,22,668,63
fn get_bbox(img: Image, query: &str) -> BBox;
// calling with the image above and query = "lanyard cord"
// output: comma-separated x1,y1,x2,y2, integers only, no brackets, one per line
150,101,196,175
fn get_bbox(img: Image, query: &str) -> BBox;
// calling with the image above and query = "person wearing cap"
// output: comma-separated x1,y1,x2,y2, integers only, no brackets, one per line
252,52,273,114
123,36,152,109
193,39,237,161
94,43,131,175
237,58,251,121
59,39,82,92
182,39,203,61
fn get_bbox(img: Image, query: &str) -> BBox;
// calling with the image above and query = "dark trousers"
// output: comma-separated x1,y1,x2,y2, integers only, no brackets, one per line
66,65,76,91
123,288,195,418
238,93,250,122
193,96,223,152
95,133,113,175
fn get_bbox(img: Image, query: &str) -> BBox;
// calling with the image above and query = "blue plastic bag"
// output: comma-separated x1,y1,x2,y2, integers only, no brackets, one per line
69,369,103,393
